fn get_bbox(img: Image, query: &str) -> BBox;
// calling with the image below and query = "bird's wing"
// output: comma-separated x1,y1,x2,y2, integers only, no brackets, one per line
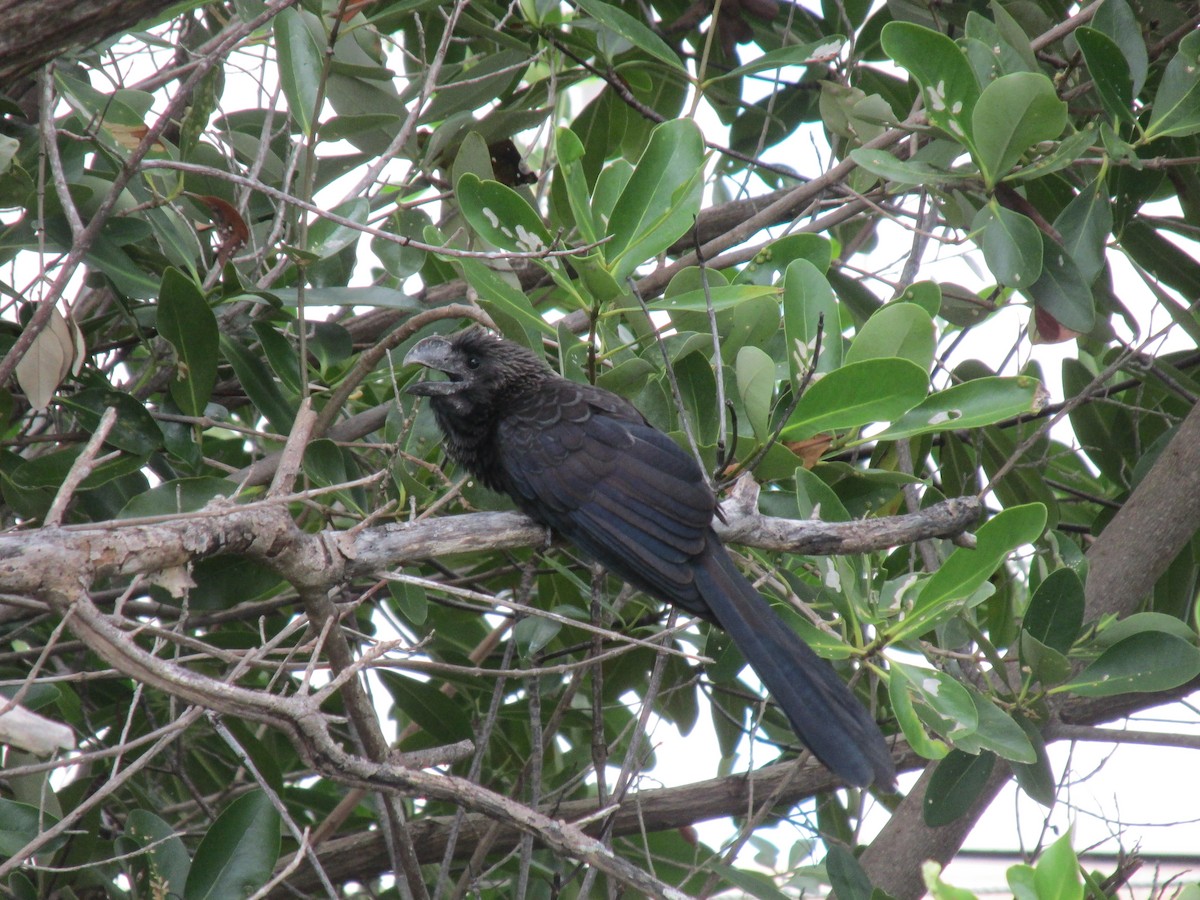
496,379,716,607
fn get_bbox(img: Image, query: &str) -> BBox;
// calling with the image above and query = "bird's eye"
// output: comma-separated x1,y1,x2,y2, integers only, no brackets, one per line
466,356,480,369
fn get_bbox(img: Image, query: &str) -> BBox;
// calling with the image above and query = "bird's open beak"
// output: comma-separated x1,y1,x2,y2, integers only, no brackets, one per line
404,336,464,396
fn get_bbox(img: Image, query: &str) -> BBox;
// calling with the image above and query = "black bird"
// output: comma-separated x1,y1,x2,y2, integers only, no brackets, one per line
404,326,895,788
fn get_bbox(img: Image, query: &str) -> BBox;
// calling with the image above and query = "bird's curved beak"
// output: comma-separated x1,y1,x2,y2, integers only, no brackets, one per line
404,336,465,396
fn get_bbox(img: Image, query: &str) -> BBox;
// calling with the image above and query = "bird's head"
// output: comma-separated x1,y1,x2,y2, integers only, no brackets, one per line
404,326,546,411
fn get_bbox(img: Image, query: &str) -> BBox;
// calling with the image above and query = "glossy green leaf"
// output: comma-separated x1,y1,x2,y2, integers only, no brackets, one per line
1057,631,1200,697
650,283,777,312
1092,611,1200,649
1023,568,1084,654
735,345,775,441
891,504,1047,643
976,205,1043,287
456,255,557,338
123,810,191,897
1024,233,1096,334
220,335,294,436
924,749,995,826
781,358,929,440
1007,126,1098,182
157,268,219,417
893,661,978,741
1034,831,1083,900
274,7,323,137
1075,27,1134,125
606,118,705,281
972,72,1067,186
306,197,368,259
556,127,599,245
119,477,232,518
574,0,685,70
1054,179,1112,284
514,612,563,657
954,692,1037,763
782,258,841,381
1092,0,1147,94
881,22,979,147
1011,716,1056,808
845,302,935,371
714,37,845,82
889,663,949,759
876,375,1045,441
380,671,475,743
849,148,971,186
456,172,552,254
59,389,165,456
0,799,64,856
1146,31,1200,140
184,792,280,900
825,843,874,900
739,233,833,284
1019,631,1072,687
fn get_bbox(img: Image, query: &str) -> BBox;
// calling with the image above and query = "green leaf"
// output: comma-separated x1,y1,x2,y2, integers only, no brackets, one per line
119,477,231,518
971,72,1066,186
889,663,949,759
890,504,1046,643
0,798,64,856
850,148,972,187
976,205,1043,287
735,345,775,440
574,0,685,71
220,334,295,436
1034,831,1083,900
825,842,874,900
1092,0,1148,94
124,810,191,897
274,6,323,137
184,792,280,900
1020,631,1072,686
1075,27,1134,125
1057,632,1200,697
306,197,368,259
1024,233,1096,334
606,118,705,281
881,22,979,147
456,256,557,338
782,258,841,381
456,172,552,254
1146,31,1200,140
157,267,219,416
514,613,562,657
378,671,475,743
650,283,777,312
954,692,1037,763
1011,716,1056,808
876,375,1046,441
924,749,995,826
713,37,845,82
1023,568,1084,654
781,358,929,441
1054,178,1112,284
59,388,165,456
556,127,599,245
893,661,978,741
735,234,833,285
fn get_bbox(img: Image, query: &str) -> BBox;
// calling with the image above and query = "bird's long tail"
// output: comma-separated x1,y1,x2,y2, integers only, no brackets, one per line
691,540,895,788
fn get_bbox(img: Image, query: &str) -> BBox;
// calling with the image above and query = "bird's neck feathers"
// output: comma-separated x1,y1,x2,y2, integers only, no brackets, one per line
428,332,551,489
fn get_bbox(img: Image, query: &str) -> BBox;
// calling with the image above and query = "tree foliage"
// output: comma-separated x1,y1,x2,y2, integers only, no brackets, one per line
1,0,1199,897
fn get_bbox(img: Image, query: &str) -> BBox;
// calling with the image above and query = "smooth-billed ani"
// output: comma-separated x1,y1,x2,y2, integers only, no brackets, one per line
405,326,895,788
